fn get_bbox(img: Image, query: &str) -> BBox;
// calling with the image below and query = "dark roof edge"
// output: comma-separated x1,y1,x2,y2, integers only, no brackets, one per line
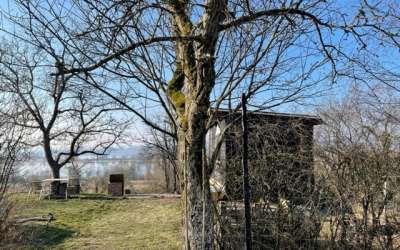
212,108,323,124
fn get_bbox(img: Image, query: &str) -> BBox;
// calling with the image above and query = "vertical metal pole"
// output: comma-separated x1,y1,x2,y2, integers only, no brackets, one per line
202,148,206,250
383,179,387,224
241,93,252,250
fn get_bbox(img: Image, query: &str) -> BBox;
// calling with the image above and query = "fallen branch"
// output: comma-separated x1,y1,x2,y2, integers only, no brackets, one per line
11,213,55,224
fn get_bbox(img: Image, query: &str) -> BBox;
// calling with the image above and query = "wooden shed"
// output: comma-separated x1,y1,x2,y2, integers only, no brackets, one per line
207,109,322,204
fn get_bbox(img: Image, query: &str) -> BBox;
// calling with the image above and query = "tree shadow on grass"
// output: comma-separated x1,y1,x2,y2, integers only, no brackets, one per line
69,193,125,200
19,223,75,248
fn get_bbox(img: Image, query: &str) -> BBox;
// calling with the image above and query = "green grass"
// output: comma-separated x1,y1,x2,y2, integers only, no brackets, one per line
7,194,181,249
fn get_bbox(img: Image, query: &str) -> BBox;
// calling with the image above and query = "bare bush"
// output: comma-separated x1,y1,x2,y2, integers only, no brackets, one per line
0,108,25,243
316,85,400,249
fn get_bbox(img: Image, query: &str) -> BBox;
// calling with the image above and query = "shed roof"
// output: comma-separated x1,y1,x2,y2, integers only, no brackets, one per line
212,108,323,125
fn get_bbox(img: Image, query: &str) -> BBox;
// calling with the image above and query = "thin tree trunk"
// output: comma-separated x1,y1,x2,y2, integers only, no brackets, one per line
163,156,170,192
173,165,178,194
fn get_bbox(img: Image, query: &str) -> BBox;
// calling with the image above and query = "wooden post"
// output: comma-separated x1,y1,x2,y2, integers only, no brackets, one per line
241,93,252,250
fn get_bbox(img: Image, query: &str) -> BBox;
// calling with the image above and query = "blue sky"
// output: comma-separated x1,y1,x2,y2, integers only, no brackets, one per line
0,0,398,118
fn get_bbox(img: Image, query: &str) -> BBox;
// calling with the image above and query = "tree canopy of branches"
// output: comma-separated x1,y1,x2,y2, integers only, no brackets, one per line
1,0,400,248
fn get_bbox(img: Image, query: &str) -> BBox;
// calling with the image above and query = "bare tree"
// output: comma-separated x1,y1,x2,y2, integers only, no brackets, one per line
2,0,400,247
0,42,128,195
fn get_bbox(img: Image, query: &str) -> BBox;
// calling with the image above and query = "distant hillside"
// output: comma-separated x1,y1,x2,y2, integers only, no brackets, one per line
28,144,145,160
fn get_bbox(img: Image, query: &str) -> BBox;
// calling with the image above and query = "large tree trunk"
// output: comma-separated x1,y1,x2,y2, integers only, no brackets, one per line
178,100,215,249
183,154,214,249
168,1,226,247
43,133,63,196
50,165,62,196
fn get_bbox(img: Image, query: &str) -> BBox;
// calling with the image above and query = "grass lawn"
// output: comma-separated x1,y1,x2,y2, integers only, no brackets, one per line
5,194,181,249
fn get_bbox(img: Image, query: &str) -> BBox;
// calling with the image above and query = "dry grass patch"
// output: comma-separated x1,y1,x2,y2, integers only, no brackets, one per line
4,194,181,249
